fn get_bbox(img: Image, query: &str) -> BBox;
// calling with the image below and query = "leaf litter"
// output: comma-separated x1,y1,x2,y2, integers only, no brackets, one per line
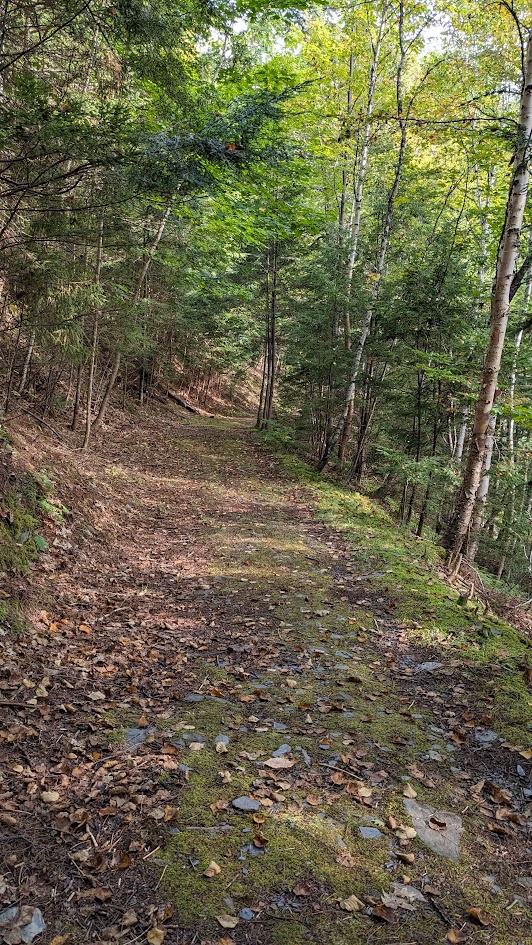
0,408,530,943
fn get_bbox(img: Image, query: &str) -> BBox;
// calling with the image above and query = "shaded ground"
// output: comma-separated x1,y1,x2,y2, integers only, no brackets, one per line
0,405,530,945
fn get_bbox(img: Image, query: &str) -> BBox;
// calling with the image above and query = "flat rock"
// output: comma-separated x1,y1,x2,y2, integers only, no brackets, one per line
125,726,155,751
403,799,463,862
474,728,499,744
415,661,443,673
272,743,291,757
359,826,383,839
232,796,260,812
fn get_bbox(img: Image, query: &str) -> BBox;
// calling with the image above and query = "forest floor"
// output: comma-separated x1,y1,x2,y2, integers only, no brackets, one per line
0,404,531,945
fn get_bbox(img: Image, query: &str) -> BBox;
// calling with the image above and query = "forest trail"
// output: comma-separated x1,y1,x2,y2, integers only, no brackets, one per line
2,405,531,945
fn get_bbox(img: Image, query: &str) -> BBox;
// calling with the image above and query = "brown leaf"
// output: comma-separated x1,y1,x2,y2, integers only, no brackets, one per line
447,930,467,943
396,852,415,864
336,851,357,868
466,907,490,926
217,915,239,929
372,903,395,922
428,817,447,831
403,783,417,798
77,887,112,901
204,860,222,878
263,756,296,769
41,790,60,803
293,882,312,897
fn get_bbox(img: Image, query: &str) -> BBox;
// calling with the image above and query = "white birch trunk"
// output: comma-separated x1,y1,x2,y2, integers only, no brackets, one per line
445,32,532,559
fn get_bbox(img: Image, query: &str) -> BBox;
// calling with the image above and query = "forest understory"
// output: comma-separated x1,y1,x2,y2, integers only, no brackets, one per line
0,400,530,945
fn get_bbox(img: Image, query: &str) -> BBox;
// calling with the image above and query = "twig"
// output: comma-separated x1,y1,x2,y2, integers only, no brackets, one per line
426,893,453,927
142,846,160,860
317,761,359,778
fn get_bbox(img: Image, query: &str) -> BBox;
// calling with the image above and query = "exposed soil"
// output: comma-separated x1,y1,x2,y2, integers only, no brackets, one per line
0,404,530,945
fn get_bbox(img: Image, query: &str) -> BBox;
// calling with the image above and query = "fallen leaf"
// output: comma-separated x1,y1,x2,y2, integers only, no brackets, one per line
447,930,467,943
340,894,365,912
147,929,165,945
263,756,296,769
372,903,395,922
293,882,312,896
217,915,239,929
396,852,415,864
395,825,417,840
122,910,138,927
428,816,447,831
336,851,357,868
466,907,490,926
204,861,222,878
403,783,417,798
88,691,106,701
41,791,60,803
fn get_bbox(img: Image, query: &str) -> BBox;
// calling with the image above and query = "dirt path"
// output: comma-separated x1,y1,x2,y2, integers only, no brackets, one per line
1,406,531,945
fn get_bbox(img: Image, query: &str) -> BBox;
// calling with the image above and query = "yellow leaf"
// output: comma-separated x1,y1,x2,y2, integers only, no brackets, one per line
147,928,165,945
340,894,365,912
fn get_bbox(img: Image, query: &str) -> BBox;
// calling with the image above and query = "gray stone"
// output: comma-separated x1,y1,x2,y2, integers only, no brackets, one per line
272,743,291,757
21,909,46,943
474,728,499,744
403,799,463,862
232,796,261,813
125,726,155,751
215,734,229,746
0,907,46,944
239,908,255,920
416,661,443,673
359,826,383,840
0,907,18,925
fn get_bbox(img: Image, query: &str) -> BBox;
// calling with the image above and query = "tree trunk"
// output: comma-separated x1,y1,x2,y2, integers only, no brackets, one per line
317,3,407,471
82,214,104,450
93,203,172,431
444,32,532,561
18,330,35,394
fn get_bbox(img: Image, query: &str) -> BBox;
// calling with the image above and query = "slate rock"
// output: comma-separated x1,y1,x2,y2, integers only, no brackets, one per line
359,826,383,840
232,796,260,812
474,728,499,744
125,726,155,751
403,799,463,862
416,661,443,673
271,743,291,757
